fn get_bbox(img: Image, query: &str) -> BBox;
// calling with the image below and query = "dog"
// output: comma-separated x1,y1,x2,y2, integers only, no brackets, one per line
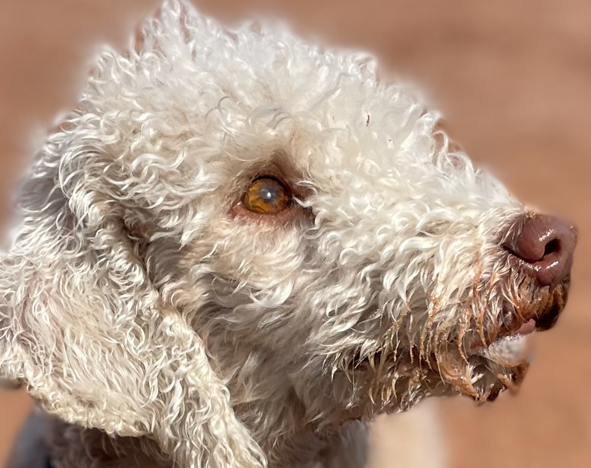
0,1,576,467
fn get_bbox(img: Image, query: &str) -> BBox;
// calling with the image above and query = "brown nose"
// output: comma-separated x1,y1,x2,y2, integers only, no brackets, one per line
504,214,577,288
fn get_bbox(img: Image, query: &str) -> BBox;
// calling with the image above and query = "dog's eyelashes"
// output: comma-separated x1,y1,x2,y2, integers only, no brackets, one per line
241,177,291,215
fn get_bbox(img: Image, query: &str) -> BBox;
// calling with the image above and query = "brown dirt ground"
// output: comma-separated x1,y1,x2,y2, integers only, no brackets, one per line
0,1,590,467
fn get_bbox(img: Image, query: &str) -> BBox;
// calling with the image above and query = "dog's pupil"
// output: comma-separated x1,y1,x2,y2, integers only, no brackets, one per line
260,184,277,201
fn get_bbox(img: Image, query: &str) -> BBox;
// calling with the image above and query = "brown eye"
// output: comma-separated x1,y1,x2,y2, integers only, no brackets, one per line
241,177,291,214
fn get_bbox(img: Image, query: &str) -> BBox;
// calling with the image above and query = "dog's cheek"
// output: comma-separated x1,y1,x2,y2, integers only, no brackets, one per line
202,222,307,288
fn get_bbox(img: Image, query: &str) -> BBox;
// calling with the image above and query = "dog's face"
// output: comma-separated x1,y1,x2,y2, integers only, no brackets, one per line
0,0,576,465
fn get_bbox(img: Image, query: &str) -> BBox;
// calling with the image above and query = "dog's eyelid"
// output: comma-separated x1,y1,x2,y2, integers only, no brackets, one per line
251,174,290,190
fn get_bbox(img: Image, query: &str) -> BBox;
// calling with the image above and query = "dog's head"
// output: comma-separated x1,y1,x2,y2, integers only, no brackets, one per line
0,1,576,466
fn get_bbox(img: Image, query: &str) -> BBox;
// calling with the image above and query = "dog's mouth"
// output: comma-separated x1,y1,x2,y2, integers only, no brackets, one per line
480,282,568,368
453,280,570,402
346,281,570,406
533,302,563,331
482,303,562,364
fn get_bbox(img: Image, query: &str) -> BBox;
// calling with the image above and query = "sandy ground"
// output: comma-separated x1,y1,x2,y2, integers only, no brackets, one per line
0,1,590,467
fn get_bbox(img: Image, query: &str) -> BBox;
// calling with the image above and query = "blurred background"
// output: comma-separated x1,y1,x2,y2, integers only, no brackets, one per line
0,0,590,467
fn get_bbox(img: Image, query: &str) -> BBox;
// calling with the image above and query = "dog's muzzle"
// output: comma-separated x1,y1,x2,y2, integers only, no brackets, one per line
503,213,577,331
473,213,576,375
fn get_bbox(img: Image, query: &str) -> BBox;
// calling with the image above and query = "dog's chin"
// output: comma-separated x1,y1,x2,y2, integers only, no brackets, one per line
464,327,535,402
467,281,569,401
482,324,534,367
446,321,536,402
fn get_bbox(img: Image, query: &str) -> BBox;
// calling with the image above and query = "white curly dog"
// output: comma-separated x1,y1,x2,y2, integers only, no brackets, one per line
0,1,576,468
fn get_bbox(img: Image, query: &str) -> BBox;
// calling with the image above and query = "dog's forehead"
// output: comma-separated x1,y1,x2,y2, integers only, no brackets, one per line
80,2,520,224
101,3,440,175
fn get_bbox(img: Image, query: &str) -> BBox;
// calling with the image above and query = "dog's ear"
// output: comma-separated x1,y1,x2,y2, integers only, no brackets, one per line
0,2,265,467
0,147,264,468
0,151,264,468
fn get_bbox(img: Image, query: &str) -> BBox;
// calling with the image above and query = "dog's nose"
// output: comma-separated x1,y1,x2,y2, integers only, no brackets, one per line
504,214,577,288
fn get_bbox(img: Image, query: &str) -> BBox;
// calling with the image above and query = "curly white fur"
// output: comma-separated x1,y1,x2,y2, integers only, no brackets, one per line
0,1,551,467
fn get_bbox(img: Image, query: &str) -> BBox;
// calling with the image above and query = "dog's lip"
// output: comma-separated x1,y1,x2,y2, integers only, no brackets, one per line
533,303,563,331
470,317,536,352
493,286,568,343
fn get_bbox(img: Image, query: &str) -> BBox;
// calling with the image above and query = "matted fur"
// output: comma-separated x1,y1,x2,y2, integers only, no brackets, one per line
0,1,563,467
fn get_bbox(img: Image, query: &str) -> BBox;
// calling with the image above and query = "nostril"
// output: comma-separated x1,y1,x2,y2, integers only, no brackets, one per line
543,238,561,257
504,214,577,289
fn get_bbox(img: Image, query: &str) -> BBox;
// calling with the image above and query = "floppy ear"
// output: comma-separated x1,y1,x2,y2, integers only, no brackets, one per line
0,2,265,467
0,137,265,468
0,143,264,468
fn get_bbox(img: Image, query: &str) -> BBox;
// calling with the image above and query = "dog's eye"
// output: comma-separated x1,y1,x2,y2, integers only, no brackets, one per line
241,177,291,214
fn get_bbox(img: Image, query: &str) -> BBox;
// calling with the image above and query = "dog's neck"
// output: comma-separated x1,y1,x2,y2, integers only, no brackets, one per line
42,413,364,468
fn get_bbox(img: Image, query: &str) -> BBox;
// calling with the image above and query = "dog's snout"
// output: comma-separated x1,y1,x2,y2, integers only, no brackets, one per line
504,214,577,288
